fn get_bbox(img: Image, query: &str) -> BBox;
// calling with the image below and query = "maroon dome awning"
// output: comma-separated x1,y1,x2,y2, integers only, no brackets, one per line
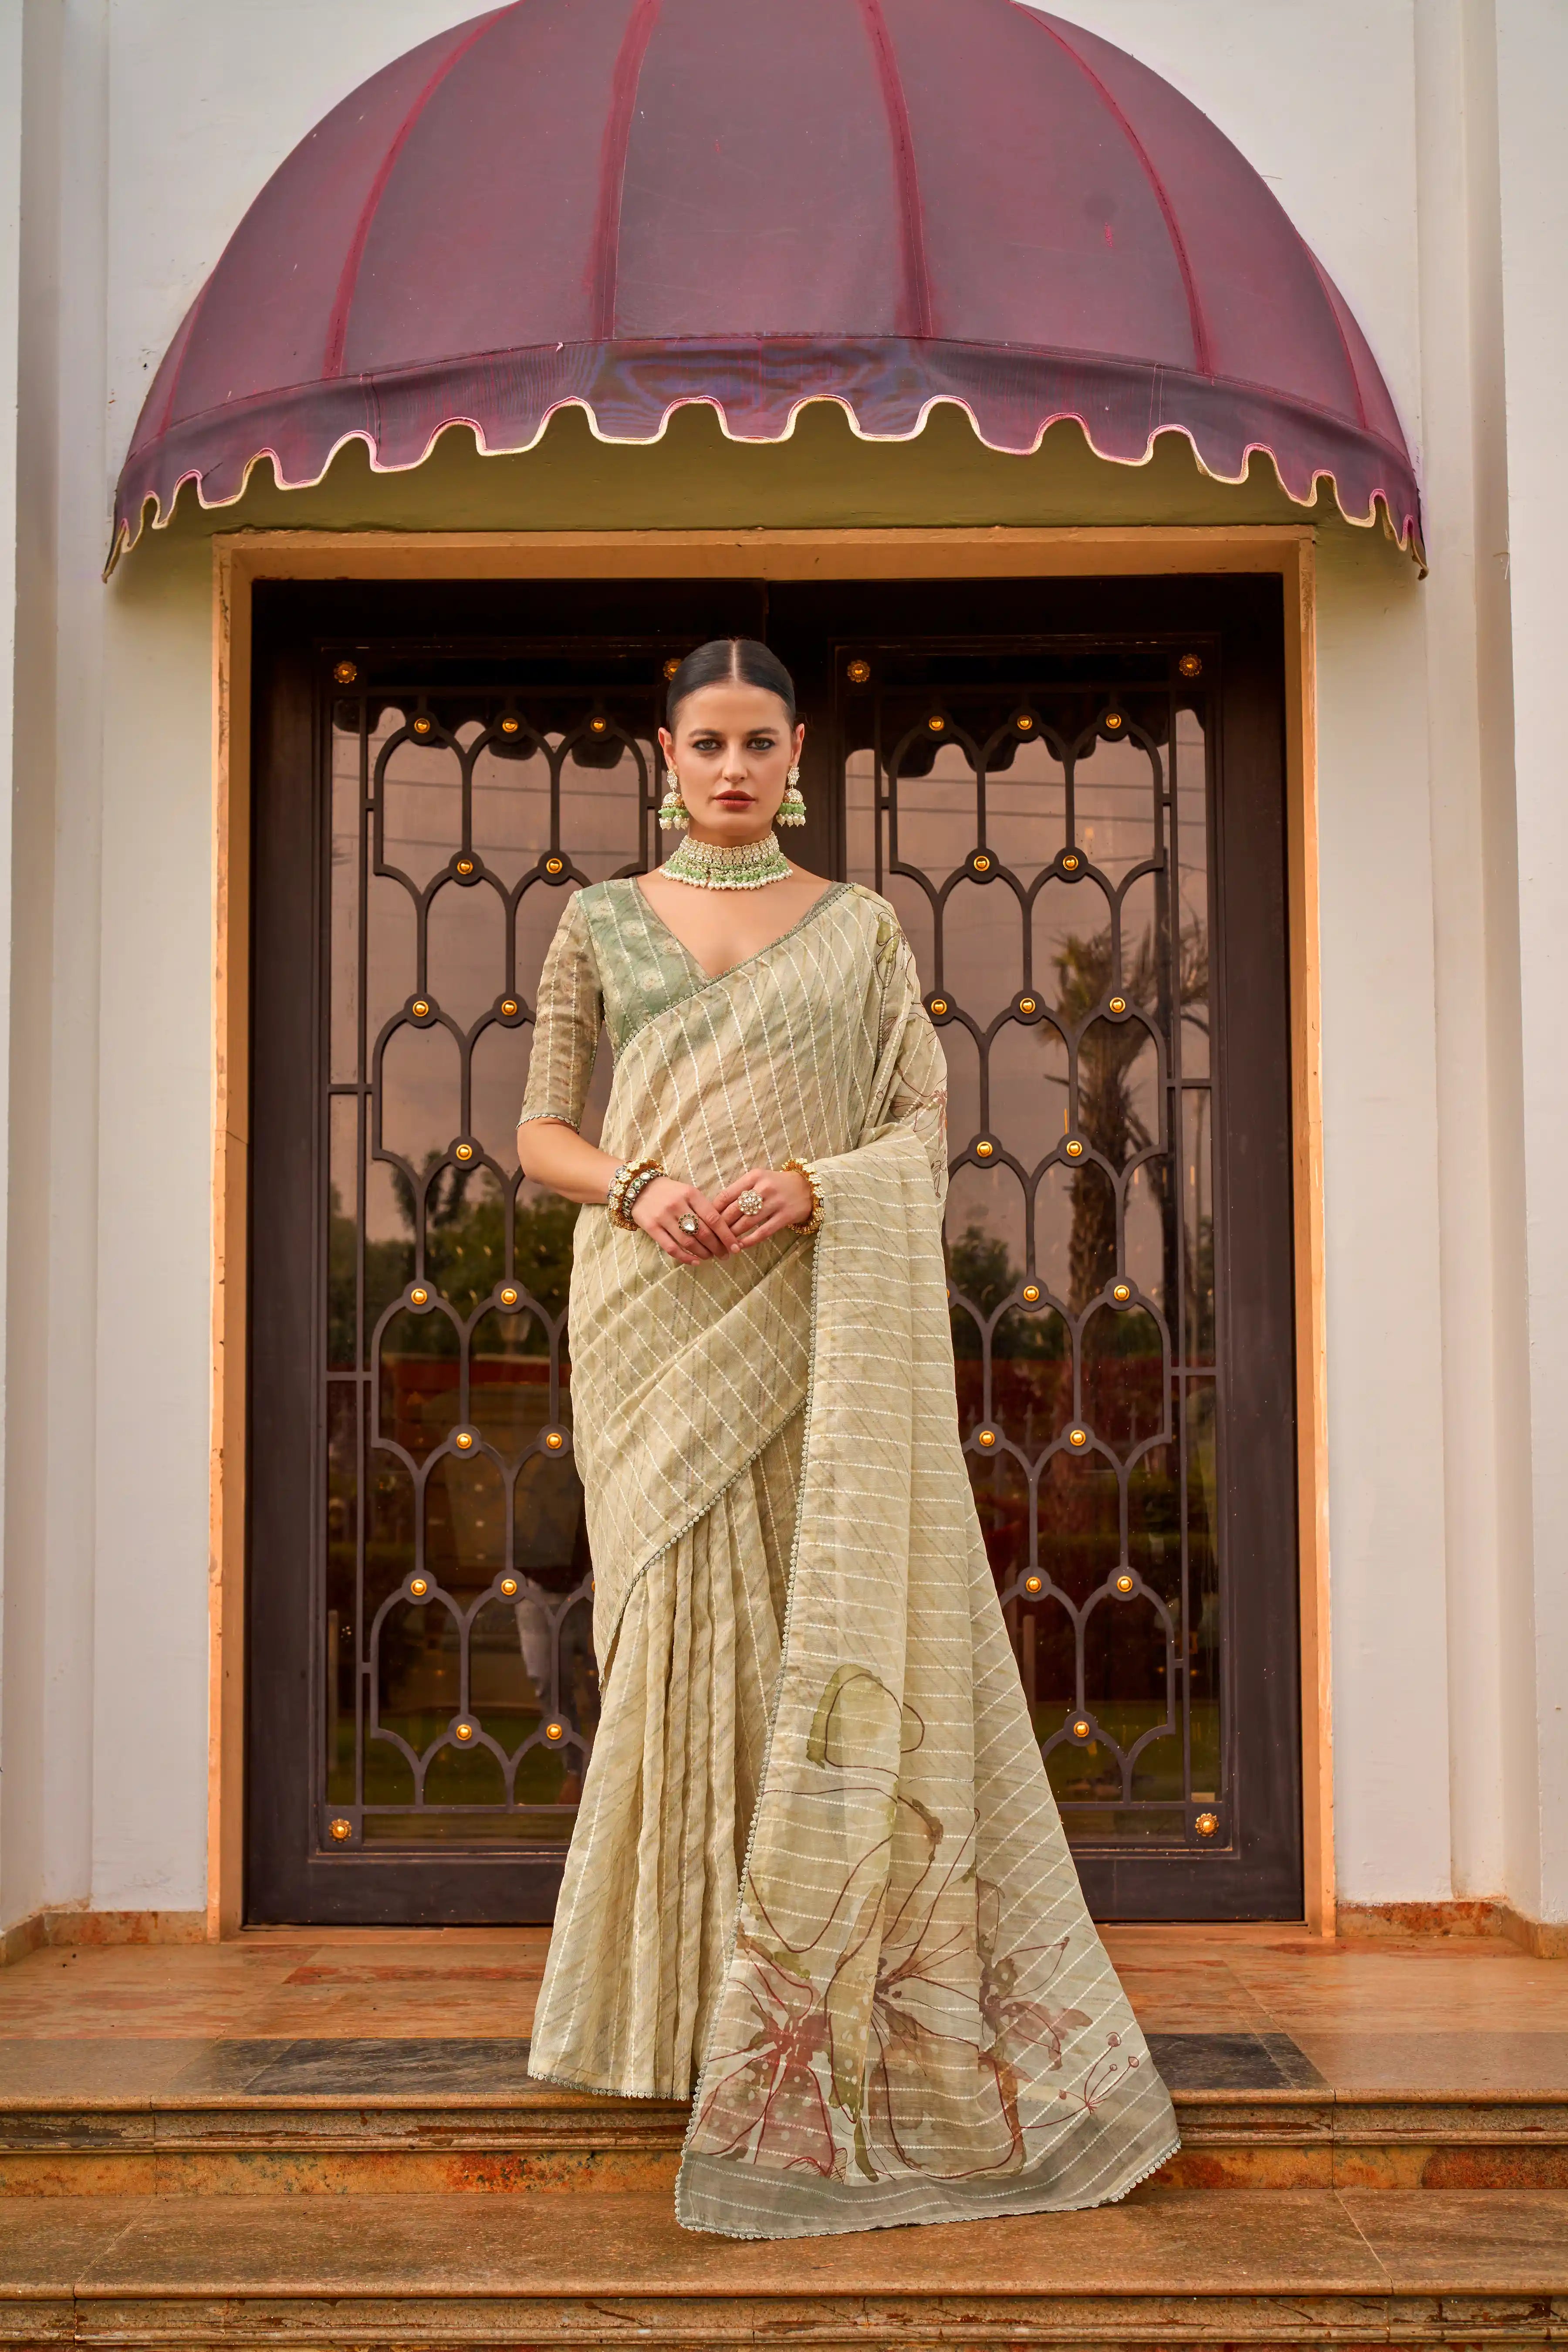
112,0,1421,560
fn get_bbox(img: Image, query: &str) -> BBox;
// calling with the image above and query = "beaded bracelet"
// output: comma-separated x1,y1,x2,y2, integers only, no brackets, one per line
607,1156,662,1229
784,1155,825,1236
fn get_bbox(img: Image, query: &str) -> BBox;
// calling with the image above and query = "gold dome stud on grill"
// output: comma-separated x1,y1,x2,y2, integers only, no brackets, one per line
333,661,358,686
973,853,992,873
929,996,949,1017
455,1432,474,1452
1109,995,1127,1014
1115,1572,1135,1595
544,1720,565,1743
409,1286,429,1308
977,1429,997,1449
500,1577,519,1598
454,1722,474,1743
1105,713,1124,732
456,857,475,877
847,659,871,684
1179,654,1203,679
1024,1574,1043,1595
499,1286,519,1308
454,1142,474,1163
1061,852,1081,873
1112,1281,1132,1304
412,999,430,1019
500,998,519,1017
500,715,521,734
545,856,564,875
976,1139,994,1159
409,1577,429,1599
663,657,682,680
1017,713,1035,732
927,714,946,733
1068,1427,1088,1449
544,1430,564,1452
1065,1139,1084,1159
1072,1718,1091,1740
329,1817,354,1841
1022,1283,1041,1304
413,716,433,737
1018,996,1037,1015
589,716,608,734
1195,1811,1218,1837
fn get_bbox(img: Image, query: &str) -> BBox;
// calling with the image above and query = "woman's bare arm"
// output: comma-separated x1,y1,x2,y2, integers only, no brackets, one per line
515,1119,738,1266
516,1116,619,1206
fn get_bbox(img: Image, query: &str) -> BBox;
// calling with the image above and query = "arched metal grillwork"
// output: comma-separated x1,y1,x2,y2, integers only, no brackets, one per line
319,649,1224,1859
843,652,1223,1852
322,681,664,1850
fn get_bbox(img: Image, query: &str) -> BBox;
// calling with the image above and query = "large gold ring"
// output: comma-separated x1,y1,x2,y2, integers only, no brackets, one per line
737,1189,765,1218
678,1212,700,1236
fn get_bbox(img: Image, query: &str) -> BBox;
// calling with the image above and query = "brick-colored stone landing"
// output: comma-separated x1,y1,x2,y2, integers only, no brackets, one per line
0,1924,1564,2343
0,2186,1566,2346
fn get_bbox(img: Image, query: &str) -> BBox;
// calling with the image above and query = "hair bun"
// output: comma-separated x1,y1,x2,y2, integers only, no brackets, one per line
666,637,797,724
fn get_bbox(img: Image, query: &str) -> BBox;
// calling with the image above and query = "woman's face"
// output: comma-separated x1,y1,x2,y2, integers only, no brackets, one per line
658,684,805,842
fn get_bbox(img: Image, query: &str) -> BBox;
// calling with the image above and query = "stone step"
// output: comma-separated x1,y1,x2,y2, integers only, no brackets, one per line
0,2186,1565,2346
1,2081,1565,2196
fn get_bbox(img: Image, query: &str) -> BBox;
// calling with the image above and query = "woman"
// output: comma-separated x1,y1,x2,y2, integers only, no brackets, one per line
517,639,1176,2239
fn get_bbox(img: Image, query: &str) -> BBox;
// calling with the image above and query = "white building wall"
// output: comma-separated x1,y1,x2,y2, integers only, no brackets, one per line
1493,0,1568,1926
0,0,1555,1927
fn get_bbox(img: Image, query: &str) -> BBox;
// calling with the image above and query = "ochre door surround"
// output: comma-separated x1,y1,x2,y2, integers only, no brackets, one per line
210,525,1327,1937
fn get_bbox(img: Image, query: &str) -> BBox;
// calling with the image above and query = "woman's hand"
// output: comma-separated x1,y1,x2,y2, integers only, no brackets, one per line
631,1175,737,1264
714,1166,814,1247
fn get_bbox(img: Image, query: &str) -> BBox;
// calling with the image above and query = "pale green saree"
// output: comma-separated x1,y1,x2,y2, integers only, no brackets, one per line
520,877,1177,2239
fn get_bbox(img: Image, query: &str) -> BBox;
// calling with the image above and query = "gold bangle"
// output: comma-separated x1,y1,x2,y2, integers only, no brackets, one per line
784,1155,825,1236
608,1156,662,1229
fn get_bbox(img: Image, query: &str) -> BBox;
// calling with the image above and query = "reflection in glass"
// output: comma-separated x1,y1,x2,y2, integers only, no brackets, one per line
330,716,361,1084
903,664,1222,1851
325,683,635,1852
1187,1381,1222,1797
1183,1089,1215,1365
986,733,1066,878
1071,733,1158,885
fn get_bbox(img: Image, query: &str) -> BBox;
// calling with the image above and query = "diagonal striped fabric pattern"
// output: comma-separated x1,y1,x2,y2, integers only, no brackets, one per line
520,879,1177,2236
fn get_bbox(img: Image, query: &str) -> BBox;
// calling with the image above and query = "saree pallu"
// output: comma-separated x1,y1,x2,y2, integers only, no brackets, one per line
520,879,1178,2237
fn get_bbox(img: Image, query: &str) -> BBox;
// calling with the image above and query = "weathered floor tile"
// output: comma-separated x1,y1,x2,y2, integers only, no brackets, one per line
232,2038,538,2097
0,2197,145,2290
1146,2030,1327,2092
73,2189,1388,2298
0,2040,204,2102
1290,2027,1568,2093
1339,2185,1568,2288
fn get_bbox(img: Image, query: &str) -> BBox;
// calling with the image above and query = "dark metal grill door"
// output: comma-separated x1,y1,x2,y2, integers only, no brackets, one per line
852,663,1217,1838
248,576,1299,1925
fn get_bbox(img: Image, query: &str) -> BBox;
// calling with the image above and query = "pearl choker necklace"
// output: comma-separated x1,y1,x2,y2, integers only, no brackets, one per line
662,831,791,890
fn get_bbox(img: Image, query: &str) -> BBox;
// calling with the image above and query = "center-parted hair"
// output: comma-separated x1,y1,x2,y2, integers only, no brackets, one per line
666,638,797,727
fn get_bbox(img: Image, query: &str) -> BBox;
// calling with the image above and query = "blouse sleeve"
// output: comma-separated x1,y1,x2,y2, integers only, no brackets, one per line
517,892,603,1132
875,917,950,1203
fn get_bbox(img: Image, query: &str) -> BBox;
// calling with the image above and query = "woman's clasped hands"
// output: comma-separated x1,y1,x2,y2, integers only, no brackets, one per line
631,1166,815,1264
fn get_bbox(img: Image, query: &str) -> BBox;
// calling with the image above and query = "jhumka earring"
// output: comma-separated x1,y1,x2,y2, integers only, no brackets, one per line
777,763,807,827
657,765,690,830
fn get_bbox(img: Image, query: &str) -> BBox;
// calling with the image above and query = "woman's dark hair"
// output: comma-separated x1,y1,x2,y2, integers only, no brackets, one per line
666,637,797,727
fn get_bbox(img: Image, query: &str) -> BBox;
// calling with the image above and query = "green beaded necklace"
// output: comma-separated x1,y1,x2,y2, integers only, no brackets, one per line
662,830,792,889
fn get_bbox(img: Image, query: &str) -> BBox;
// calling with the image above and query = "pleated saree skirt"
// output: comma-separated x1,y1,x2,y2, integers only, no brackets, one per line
528,1414,804,2098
